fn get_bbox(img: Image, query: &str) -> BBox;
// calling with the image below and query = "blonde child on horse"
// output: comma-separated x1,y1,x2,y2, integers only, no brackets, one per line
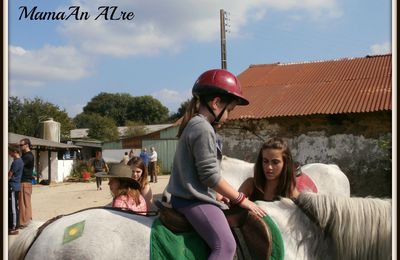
128,156,153,210
96,164,147,214
239,137,299,201
166,69,267,260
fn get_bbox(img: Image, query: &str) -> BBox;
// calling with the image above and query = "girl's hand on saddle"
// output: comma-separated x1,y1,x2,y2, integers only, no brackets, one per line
216,192,230,205
239,198,267,218
220,196,230,205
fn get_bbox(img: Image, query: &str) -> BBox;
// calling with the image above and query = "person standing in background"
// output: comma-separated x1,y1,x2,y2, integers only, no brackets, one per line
128,149,134,159
8,145,24,235
121,152,130,165
148,147,158,183
90,151,109,190
19,138,34,228
139,148,149,169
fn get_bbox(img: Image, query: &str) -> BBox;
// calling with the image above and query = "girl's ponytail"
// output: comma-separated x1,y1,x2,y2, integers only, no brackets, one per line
177,97,200,138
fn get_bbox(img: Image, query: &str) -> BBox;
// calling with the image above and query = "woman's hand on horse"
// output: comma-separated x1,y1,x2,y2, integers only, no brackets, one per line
240,198,267,217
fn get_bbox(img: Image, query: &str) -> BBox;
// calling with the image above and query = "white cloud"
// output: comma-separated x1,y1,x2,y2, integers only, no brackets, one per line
65,103,84,118
9,45,92,87
263,0,342,18
152,88,191,113
10,46,27,56
369,42,391,55
57,0,342,57
252,10,267,22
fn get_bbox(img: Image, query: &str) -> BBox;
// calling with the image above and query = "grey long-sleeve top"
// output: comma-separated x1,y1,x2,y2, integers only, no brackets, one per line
166,114,227,209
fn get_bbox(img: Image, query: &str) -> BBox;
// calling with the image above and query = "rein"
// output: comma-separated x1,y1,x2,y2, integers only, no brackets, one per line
24,206,159,258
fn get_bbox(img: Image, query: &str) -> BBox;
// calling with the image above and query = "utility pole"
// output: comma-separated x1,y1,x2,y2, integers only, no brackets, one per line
220,9,228,69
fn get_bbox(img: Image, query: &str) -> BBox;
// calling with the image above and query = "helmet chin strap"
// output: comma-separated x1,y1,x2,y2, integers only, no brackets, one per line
205,104,228,126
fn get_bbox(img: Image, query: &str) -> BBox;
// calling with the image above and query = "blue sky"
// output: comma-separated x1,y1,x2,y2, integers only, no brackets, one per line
8,0,392,120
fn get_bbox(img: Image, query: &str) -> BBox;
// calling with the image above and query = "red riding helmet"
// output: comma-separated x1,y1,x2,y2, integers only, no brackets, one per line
192,69,249,106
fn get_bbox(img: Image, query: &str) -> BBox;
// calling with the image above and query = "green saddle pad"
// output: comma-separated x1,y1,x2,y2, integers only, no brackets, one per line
150,218,209,260
263,215,285,260
150,215,285,260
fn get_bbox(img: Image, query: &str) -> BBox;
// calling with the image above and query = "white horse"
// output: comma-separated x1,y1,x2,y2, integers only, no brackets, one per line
9,157,361,260
9,193,391,260
220,156,351,196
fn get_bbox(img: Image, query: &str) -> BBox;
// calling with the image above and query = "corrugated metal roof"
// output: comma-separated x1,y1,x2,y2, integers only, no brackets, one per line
229,54,392,120
9,133,81,150
70,124,174,139
71,139,102,148
70,128,89,139
119,124,174,137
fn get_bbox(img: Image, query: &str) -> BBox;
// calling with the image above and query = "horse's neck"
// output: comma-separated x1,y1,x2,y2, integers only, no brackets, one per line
257,199,332,260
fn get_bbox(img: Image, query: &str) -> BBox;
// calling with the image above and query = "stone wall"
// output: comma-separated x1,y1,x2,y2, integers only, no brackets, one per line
219,112,392,197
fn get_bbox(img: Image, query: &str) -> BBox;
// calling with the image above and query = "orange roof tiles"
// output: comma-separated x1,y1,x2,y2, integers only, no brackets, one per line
229,54,392,120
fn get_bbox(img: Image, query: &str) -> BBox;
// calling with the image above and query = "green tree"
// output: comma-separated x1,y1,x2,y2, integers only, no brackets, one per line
169,99,190,122
8,96,24,132
74,112,119,142
83,92,134,126
127,96,169,124
73,113,93,128
8,96,75,140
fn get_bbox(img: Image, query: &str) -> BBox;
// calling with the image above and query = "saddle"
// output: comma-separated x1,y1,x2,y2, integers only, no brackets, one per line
155,200,272,260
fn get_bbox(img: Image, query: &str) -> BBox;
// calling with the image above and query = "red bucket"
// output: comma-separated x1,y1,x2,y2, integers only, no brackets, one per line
82,171,91,181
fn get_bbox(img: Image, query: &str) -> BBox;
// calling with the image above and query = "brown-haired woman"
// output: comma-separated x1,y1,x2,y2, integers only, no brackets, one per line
239,137,299,201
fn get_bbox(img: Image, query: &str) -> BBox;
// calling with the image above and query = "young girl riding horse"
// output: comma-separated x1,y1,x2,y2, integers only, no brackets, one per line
96,163,147,214
166,69,267,260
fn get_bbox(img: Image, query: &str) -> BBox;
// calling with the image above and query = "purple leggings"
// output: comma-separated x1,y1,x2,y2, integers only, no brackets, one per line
176,202,236,260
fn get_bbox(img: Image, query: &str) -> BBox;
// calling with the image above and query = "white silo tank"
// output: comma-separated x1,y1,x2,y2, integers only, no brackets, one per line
40,118,61,142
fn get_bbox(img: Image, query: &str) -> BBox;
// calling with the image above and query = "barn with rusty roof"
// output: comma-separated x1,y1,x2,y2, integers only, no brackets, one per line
219,54,392,197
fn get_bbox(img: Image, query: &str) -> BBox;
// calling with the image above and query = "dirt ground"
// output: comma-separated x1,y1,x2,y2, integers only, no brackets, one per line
7,175,170,248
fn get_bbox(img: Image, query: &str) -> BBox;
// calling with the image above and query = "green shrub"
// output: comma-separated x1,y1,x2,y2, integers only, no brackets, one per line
70,160,93,179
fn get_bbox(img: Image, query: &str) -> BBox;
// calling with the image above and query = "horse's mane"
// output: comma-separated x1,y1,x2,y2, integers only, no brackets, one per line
296,192,392,260
273,198,334,259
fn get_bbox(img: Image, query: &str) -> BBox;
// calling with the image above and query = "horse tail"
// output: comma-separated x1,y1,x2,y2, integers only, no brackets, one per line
9,221,44,260
296,192,392,260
